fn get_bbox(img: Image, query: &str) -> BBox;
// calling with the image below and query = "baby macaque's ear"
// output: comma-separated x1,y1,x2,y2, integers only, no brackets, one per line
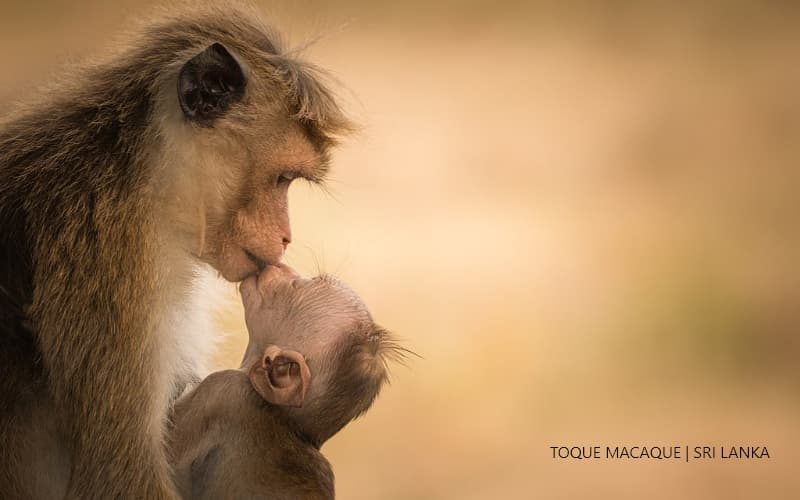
249,345,310,408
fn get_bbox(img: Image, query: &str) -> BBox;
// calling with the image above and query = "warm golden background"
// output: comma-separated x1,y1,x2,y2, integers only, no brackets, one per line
2,1,799,498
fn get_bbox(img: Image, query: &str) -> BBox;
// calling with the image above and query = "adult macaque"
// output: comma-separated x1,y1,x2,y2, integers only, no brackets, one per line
169,264,402,499
0,5,349,498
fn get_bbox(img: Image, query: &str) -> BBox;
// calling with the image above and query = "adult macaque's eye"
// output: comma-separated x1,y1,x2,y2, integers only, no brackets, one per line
276,171,298,187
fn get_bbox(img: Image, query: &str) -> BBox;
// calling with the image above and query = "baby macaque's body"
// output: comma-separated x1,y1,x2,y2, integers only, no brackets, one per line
169,265,396,499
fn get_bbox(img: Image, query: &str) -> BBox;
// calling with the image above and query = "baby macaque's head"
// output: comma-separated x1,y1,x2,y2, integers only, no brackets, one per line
239,264,395,446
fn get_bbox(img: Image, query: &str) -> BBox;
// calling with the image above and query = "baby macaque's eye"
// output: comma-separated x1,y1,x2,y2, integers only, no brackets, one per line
290,276,315,289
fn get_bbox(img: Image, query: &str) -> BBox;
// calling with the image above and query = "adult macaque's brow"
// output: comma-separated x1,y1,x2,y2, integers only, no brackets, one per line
271,150,329,184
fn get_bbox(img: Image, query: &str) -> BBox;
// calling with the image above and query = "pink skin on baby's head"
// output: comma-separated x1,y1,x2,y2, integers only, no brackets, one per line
239,264,392,446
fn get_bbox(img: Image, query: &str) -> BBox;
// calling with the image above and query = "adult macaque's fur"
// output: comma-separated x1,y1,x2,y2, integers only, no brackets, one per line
0,4,349,498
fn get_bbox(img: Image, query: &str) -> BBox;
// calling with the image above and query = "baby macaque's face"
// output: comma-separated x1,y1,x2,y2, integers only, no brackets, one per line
239,264,392,445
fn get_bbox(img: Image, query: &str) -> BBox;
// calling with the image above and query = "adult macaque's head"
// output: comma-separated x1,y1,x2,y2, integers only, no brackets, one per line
239,265,396,446
149,12,352,283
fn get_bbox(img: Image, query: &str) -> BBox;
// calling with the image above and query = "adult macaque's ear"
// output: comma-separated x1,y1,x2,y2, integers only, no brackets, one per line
249,345,310,408
178,42,246,123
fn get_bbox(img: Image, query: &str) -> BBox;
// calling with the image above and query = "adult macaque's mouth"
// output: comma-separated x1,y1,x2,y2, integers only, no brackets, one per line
244,249,268,271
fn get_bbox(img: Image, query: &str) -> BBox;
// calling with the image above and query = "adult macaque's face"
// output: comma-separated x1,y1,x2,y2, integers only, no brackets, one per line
199,130,328,283
160,32,340,284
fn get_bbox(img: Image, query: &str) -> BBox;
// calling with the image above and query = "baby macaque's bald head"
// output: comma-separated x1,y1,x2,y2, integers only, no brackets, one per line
170,265,404,499
239,264,392,446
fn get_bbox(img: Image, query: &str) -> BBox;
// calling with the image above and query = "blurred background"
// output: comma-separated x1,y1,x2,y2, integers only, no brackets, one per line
1,1,799,498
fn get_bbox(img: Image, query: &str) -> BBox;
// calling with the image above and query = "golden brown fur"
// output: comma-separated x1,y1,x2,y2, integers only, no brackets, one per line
0,4,350,499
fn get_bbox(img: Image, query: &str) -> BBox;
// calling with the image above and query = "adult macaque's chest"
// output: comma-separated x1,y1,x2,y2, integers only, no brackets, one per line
157,264,228,399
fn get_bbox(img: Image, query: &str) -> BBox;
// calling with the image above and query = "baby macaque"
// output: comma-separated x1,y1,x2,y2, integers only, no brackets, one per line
168,264,398,499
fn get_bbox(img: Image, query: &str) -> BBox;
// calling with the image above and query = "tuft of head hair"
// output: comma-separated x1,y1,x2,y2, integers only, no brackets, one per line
373,325,419,379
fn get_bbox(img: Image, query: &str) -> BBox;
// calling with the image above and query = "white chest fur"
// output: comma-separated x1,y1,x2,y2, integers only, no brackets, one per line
157,264,228,402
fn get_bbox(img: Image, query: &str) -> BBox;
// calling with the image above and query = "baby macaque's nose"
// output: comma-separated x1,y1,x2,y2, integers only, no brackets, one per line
256,263,300,291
